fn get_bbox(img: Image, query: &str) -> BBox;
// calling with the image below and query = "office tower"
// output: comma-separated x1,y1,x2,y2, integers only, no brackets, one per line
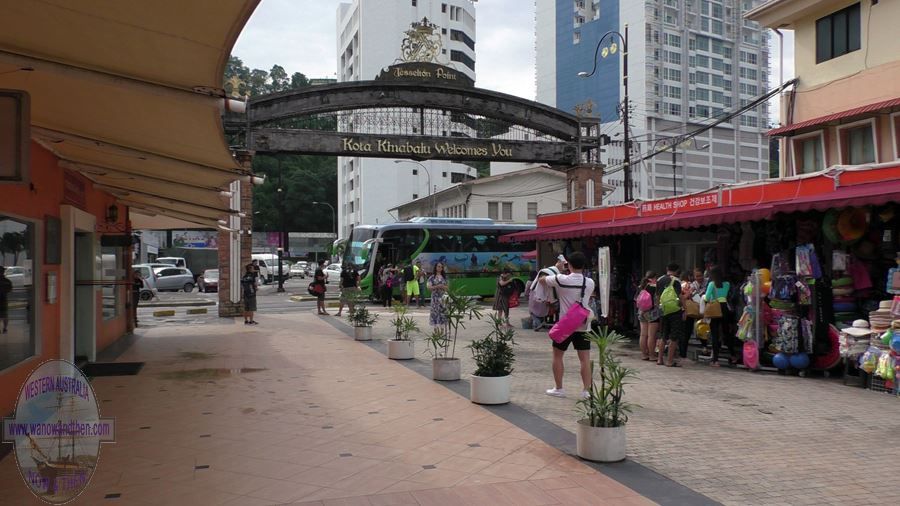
336,0,478,238
536,0,771,204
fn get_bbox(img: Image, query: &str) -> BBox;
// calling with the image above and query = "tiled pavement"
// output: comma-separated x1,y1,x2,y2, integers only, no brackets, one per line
363,305,900,506
0,311,654,505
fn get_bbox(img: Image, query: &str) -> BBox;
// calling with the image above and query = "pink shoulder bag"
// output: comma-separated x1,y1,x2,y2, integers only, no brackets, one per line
549,277,590,344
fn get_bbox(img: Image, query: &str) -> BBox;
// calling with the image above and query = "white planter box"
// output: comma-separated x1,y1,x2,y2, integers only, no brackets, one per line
387,340,414,360
576,420,626,462
432,358,461,381
470,374,510,405
353,326,372,341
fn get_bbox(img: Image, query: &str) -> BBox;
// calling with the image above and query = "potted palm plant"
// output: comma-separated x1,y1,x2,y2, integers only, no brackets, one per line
348,306,378,341
425,287,482,381
575,327,637,462
387,305,418,360
467,315,516,404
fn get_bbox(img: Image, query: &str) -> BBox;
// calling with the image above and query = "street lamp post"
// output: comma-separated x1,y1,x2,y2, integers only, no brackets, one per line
394,160,434,216
276,154,286,293
579,24,631,201
312,201,336,259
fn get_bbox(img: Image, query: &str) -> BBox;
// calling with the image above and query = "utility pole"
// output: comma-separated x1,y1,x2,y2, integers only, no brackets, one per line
622,24,632,202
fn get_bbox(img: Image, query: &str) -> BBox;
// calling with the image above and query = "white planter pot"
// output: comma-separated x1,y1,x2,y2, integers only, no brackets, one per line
432,358,461,381
576,420,626,462
353,326,372,341
470,374,510,405
387,340,414,360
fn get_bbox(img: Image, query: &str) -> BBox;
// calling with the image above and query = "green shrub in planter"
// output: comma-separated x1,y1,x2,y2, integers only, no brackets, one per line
467,315,516,377
389,305,419,341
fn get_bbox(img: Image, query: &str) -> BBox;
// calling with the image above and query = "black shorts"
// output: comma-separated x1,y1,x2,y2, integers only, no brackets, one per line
552,331,590,351
660,311,683,341
244,296,257,312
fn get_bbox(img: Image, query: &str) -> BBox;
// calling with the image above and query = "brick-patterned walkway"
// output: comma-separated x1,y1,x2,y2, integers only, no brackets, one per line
368,304,900,506
0,311,653,505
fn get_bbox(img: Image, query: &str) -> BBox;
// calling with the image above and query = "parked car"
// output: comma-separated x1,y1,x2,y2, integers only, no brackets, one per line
323,263,342,284
153,266,195,292
289,263,306,279
132,264,160,301
3,266,32,288
198,269,219,293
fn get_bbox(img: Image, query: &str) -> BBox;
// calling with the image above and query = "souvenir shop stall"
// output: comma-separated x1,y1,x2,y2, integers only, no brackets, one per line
503,165,900,389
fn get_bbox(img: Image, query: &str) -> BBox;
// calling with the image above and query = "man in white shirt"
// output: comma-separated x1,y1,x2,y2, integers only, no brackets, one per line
540,251,595,399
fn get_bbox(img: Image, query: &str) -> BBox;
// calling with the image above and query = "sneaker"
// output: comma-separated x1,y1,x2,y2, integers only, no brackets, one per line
581,390,591,399
545,388,566,398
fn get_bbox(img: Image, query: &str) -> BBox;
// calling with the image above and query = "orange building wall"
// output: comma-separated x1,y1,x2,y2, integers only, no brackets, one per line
0,142,128,417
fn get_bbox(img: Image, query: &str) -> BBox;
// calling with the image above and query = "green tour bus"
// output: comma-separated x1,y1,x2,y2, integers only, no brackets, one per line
343,218,536,298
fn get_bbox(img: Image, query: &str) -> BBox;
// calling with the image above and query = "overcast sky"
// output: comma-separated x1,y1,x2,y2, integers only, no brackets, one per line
233,0,793,117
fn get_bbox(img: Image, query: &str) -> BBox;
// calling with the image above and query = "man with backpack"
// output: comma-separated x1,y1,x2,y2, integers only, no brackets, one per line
402,262,420,306
656,263,683,366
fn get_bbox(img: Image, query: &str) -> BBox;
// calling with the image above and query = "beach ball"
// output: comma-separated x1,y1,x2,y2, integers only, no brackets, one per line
758,268,771,284
773,352,790,370
789,353,810,370
837,208,867,242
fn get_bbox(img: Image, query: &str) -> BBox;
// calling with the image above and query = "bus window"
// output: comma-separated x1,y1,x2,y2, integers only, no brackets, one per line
381,229,425,263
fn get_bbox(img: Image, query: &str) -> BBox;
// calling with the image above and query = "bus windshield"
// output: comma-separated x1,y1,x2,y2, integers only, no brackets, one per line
344,228,377,273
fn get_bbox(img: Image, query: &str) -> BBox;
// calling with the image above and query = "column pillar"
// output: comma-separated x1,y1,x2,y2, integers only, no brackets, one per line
218,150,254,317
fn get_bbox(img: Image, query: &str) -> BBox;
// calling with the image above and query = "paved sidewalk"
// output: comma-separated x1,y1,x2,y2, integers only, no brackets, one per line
0,311,653,505
361,304,900,506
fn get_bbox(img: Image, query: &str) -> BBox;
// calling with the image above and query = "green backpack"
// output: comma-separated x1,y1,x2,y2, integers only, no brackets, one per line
659,279,681,316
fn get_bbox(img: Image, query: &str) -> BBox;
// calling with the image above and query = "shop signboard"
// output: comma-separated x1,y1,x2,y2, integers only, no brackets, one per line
597,246,610,318
639,192,719,217
171,230,217,249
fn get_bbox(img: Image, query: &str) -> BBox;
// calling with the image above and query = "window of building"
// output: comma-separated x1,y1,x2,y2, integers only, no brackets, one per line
792,132,825,174
100,244,122,320
488,202,499,220
501,202,513,221
739,67,758,80
665,51,681,64
695,71,709,84
0,216,35,370
349,179,354,191
450,49,475,71
527,202,538,220
349,201,354,213
450,29,475,50
413,193,419,200
441,3,446,12
664,85,682,99
839,119,877,165
665,102,682,116
412,0,417,5
816,3,861,63
711,19,724,35
892,113,900,160
585,180,595,207
695,54,709,68
666,33,682,48
695,87,710,101
442,172,447,178
412,168,418,175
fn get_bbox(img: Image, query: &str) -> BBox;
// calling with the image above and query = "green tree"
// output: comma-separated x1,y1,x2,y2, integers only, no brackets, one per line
250,154,337,236
0,231,26,264
268,65,288,93
290,72,309,89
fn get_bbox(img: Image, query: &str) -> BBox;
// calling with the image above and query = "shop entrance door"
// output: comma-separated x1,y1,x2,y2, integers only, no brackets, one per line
74,232,95,363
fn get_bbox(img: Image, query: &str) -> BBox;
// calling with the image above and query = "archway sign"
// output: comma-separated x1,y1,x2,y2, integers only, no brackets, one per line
227,27,598,165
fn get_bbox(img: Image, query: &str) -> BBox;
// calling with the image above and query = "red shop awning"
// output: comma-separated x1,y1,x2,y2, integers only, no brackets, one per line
501,223,575,243
773,179,900,214
767,97,900,136
585,203,775,237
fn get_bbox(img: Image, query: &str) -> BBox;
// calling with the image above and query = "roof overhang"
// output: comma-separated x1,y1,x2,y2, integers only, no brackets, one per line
0,1,259,224
767,97,900,136
744,0,840,28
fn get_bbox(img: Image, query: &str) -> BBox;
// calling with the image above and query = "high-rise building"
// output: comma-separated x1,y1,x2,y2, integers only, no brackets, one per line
536,0,771,204
336,0,478,239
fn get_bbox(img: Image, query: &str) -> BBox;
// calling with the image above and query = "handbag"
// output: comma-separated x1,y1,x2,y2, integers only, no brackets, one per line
307,282,324,296
684,299,701,319
549,277,590,344
704,300,723,318
508,291,520,308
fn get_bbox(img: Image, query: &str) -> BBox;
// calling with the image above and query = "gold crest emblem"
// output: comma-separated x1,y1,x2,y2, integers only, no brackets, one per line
400,17,443,64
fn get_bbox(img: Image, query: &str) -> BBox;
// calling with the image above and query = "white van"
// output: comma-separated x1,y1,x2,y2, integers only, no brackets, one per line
251,254,275,284
157,257,187,268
